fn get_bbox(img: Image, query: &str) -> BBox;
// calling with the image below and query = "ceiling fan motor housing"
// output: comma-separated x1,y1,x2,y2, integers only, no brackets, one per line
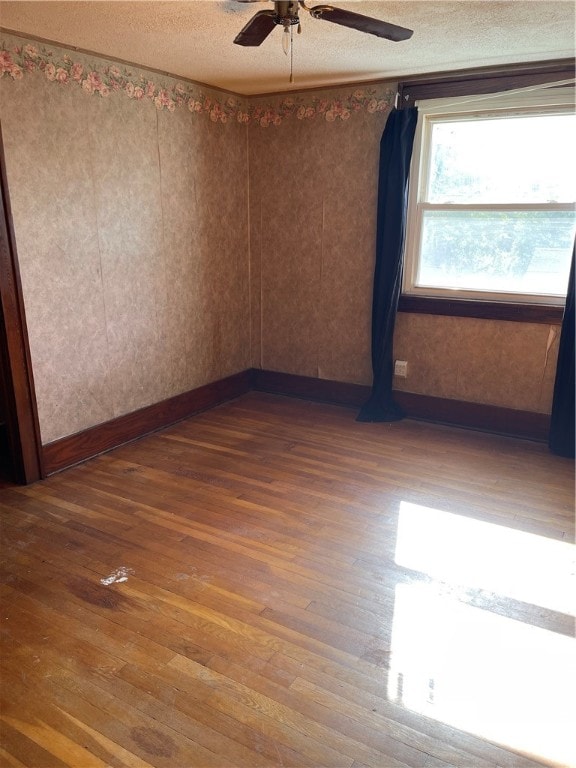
273,1,300,25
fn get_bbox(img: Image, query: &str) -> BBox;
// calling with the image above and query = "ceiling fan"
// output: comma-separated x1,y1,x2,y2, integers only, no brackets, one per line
233,0,414,47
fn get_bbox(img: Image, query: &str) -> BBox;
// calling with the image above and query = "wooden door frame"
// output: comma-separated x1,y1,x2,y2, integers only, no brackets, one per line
0,124,44,483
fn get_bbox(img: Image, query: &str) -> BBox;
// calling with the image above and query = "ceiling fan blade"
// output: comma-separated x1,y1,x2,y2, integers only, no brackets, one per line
234,10,277,45
309,5,413,42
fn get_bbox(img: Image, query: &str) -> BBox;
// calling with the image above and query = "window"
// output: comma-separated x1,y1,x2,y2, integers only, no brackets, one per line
404,89,576,307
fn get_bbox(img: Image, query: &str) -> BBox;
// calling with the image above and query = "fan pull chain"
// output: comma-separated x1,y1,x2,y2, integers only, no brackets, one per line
290,24,294,83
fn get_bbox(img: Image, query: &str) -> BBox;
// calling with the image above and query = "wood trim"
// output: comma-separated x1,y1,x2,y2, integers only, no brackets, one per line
43,370,253,475
393,390,550,442
398,295,564,324
0,126,44,483
253,369,369,408
252,368,550,441
398,59,575,105
42,367,551,476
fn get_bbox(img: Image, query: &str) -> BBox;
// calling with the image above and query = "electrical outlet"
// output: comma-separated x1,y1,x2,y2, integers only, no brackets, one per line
394,360,408,378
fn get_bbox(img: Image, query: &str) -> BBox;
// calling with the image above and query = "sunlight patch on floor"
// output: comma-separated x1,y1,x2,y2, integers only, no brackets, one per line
389,502,576,767
395,501,575,616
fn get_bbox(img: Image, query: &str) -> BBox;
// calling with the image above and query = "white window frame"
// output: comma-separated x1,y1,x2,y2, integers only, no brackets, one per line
403,88,576,306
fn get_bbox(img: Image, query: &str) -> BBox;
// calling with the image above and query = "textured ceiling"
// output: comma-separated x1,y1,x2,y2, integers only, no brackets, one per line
0,1,574,95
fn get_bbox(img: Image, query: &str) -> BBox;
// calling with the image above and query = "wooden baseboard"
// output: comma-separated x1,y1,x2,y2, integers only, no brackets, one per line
42,370,253,475
42,367,550,476
251,368,550,442
252,369,370,408
394,390,550,441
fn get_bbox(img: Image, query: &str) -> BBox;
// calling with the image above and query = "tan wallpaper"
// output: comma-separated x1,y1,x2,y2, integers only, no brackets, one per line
0,34,251,444
248,88,560,416
249,88,392,385
393,314,559,413
1,32,561,448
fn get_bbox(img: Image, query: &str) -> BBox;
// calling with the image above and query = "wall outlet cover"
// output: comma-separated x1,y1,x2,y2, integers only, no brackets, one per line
394,360,408,377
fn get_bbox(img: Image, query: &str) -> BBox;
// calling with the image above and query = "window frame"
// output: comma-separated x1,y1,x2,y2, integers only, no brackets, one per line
403,92,575,309
397,61,575,323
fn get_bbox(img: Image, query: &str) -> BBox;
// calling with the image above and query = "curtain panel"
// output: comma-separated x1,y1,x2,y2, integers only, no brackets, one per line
358,106,418,423
549,244,575,458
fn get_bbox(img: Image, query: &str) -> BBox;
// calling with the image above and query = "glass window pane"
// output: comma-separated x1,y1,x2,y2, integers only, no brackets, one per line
427,114,576,204
417,210,576,297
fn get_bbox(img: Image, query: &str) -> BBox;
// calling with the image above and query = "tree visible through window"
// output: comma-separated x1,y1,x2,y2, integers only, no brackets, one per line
404,92,576,305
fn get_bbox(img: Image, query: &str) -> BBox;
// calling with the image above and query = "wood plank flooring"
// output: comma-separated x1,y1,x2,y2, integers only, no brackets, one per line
1,393,574,768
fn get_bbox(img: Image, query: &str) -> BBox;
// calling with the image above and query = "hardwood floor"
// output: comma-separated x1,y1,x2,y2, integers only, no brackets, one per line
1,393,574,768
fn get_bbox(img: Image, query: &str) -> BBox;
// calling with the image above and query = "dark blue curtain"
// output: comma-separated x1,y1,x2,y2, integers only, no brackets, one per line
358,107,418,422
549,244,575,458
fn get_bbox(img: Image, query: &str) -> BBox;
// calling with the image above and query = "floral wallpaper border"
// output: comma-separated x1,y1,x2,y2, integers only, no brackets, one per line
0,37,394,127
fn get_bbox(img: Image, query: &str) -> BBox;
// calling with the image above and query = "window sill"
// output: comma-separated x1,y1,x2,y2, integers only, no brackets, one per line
398,295,564,324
